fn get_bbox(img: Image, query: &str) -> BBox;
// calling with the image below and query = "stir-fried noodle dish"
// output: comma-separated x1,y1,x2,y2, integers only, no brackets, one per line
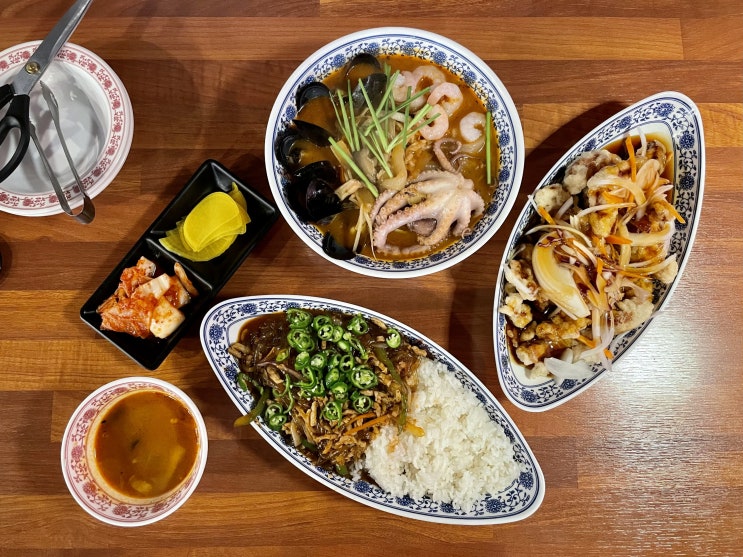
499,131,684,380
276,53,498,260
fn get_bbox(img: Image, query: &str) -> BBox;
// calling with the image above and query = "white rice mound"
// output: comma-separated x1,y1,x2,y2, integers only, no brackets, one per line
357,357,520,511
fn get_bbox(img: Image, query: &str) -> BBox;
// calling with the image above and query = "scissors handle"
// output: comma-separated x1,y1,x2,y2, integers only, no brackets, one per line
0,86,31,183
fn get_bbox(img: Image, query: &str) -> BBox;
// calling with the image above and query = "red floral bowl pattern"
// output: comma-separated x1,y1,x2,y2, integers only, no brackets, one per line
60,377,208,527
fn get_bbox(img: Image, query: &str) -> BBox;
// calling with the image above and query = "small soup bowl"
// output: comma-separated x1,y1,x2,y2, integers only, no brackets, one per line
61,377,208,527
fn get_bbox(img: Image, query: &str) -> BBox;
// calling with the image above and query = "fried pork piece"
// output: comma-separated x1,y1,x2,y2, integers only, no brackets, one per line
533,183,571,214
499,293,533,329
562,149,622,194
613,297,655,334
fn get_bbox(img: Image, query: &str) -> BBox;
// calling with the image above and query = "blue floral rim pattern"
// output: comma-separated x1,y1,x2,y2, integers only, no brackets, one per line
201,295,544,524
265,28,524,278
493,92,705,411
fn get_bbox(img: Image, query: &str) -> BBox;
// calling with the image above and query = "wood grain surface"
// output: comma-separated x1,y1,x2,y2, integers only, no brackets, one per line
0,1,741,555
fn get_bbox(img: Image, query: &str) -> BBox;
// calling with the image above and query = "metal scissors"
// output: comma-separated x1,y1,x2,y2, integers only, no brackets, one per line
0,0,93,183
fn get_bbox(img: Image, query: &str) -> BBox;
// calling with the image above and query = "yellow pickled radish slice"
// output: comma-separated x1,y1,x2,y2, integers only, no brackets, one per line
159,229,238,262
181,191,242,251
228,182,249,213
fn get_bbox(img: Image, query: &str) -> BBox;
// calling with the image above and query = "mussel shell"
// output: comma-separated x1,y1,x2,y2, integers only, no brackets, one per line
292,119,332,147
352,72,387,114
287,160,343,222
275,129,304,169
296,81,331,110
322,231,356,260
345,53,382,76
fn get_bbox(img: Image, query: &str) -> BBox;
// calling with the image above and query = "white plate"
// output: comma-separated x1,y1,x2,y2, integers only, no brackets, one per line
0,41,133,215
201,295,544,524
265,27,524,278
493,91,705,412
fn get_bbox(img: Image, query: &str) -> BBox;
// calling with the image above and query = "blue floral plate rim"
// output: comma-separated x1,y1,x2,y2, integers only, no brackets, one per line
493,91,705,412
201,295,545,524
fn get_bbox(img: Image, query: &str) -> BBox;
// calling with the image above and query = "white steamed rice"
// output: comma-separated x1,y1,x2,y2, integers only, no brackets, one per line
356,357,519,511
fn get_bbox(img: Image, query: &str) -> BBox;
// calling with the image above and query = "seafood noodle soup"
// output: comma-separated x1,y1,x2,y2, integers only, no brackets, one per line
276,53,499,261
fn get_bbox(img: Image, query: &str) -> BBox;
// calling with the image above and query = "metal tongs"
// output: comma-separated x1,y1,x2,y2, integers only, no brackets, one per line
30,82,95,224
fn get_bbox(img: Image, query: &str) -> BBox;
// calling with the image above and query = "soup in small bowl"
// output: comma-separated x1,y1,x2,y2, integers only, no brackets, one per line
61,377,208,526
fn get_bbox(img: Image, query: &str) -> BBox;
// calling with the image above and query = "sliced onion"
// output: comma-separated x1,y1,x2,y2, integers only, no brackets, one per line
545,357,594,379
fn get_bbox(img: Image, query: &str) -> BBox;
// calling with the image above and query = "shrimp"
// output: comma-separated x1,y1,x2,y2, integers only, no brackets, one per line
459,111,486,143
419,104,449,140
426,82,463,117
400,65,447,111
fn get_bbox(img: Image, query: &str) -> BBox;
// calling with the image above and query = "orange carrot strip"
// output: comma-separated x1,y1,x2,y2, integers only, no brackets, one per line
602,191,625,204
605,234,633,245
604,348,614,360
577,335,597,348
344,416,389,436
537,205,555,224
662,199,686,224
626,136,637,182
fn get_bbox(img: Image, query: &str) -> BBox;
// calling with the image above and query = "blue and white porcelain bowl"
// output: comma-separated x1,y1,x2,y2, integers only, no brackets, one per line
493,91,705,412
264,27,524,278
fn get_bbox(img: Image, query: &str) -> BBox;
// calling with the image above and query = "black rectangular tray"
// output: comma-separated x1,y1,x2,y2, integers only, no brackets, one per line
80,159,278,370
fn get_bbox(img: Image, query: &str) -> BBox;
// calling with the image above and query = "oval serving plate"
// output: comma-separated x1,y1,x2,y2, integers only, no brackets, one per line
201,295,544,524
493,91,705,412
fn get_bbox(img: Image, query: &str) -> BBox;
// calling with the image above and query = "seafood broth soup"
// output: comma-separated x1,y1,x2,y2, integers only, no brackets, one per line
280,53,500,261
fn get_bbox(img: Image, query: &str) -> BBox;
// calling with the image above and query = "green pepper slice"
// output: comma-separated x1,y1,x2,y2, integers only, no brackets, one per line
347,314,369,335
352,394,373,413
385,328,402,348
328,381,349,401
349,364,378,389
286,308,312,329
287,329,315,352
322,400,343,423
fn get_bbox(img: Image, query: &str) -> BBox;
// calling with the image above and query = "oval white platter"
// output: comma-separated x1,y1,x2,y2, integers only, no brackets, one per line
201,295,544,524
493,91,705,412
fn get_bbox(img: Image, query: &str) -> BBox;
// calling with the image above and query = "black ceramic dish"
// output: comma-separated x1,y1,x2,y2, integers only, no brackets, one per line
80,159,279,370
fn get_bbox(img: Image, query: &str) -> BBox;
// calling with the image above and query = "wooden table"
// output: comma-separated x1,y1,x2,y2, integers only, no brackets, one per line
1,1,741,554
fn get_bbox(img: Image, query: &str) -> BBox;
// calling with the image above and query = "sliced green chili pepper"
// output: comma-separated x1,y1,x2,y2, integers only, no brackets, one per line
317,323,335,340
294,350,310,370
352,394,372,413
287,329,315,352
322,400,343,423
286,308,312,329
309,351,327,370
325,350,341,369
331,325,344,343
349,364,378,389
347,314,369,335
265,403,284,419
312,314,332,331
308,381,326,397
338,354,355,373
297,368,318,389
324,367,341,387
385,328,402,348
336,337,352,353
237,372,249,392
329,381,349,401
234,388,269,427
267,413,287,431
276,347,291,362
